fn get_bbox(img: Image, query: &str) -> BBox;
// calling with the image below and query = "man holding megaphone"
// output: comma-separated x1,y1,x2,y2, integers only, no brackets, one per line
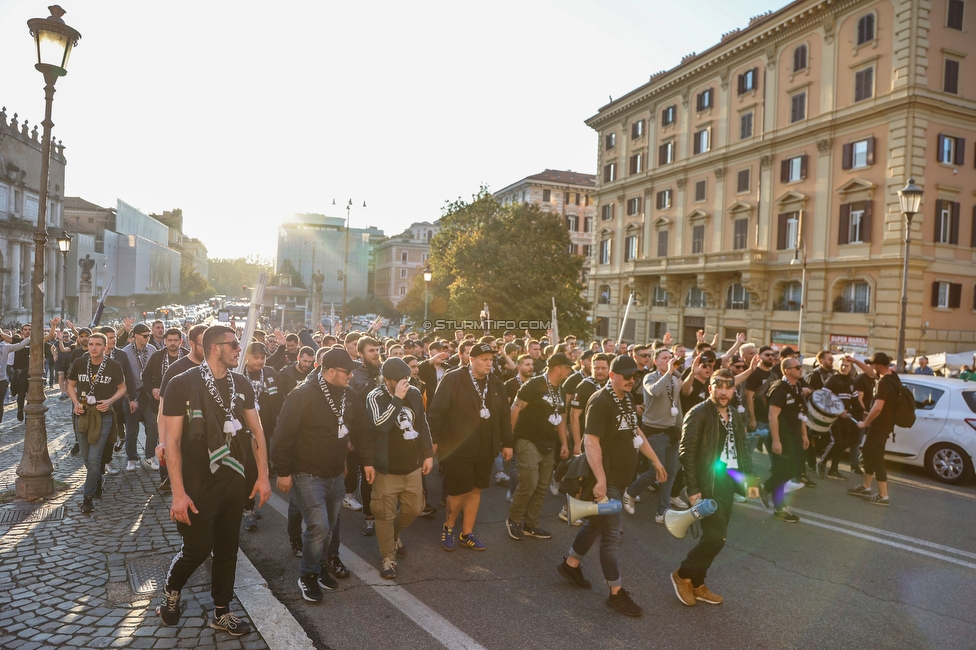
671,368,760,607
556,355,667,618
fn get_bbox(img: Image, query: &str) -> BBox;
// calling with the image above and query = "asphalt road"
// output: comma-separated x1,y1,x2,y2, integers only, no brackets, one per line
239,455,976,650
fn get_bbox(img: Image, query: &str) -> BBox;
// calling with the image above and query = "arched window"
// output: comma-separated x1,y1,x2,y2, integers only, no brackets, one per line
777,282,802,311
598,285,611,305
835,281,871,313
685,287,706,308
793,44,808,72
652,285,669,307
726,283,750,310
857,13,875,45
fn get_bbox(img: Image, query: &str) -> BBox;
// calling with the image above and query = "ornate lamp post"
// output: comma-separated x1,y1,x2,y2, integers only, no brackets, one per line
334,199,365,327
17,5,81,499
57,230,71,324
896,178,923,373
422,264,432,329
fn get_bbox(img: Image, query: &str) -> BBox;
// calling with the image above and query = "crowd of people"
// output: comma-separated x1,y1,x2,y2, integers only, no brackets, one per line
54,316,907,635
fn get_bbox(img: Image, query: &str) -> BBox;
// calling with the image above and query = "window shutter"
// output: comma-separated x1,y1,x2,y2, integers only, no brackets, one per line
693,134,700,155
866,136,875,165
842,143,853,170
862,201,872,243
659,144,667,166
934,200,943,242
800,154,808,179
949,283,962,309
737,74,745,95
696,93,703,112
838,203,851,245
955,138,966,166
777,213,789,249
972,206,976,248
950,202,961,245
781,159,790,183
752,67,759,90
931,282,941,307
937,134,946,162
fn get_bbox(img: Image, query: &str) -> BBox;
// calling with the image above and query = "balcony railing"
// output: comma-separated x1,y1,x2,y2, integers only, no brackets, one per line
833,297,870,314
773,298,801,311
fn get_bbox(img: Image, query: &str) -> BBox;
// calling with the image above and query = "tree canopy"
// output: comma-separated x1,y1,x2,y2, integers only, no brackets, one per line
399,188,590,338
208,256,275,299
179,261,215,304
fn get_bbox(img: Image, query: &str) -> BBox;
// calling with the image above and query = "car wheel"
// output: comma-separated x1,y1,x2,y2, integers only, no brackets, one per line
925,444,974,485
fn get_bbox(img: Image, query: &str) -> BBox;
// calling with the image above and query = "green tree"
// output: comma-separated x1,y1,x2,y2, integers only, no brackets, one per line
345,296,398,320
208,256,275,298
400,188,590,337
179,261,215,304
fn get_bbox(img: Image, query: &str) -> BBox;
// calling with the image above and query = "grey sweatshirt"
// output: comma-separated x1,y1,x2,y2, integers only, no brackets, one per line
641,370,682,429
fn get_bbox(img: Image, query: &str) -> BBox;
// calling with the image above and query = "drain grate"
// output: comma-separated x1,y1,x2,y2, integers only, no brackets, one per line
0,506,66,525
127,553,210,594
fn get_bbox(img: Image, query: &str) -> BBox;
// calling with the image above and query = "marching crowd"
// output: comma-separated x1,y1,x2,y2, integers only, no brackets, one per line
54,317,905,636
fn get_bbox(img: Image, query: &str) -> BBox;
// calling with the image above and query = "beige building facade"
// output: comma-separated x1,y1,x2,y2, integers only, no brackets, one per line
586,0,976,356
373,221,439,309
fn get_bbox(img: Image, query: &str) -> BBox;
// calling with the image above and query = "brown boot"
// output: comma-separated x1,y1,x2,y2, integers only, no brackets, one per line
693,583,723,605
671,570,696,606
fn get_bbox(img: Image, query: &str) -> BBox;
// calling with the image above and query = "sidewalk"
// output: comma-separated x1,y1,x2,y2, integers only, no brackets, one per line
0,387,271,650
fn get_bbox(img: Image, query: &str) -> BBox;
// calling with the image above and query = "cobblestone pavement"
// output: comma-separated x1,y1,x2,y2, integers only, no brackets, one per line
0,387,270,650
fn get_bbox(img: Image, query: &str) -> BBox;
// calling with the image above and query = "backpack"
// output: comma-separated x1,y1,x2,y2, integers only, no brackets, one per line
752,377,781,424
892,382,916,429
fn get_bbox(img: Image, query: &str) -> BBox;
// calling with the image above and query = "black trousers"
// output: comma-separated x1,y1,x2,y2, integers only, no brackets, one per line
678,473,734,587
166,469,245,607
863,428,889,482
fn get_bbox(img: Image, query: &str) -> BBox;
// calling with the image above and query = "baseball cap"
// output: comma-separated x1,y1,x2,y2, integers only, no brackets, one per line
867,352,892,366
580,349,595,361
470,343,494,358
381,358,411,382
246,342,267,355
132,323,152,335
610,355,640,377
546,353,573,369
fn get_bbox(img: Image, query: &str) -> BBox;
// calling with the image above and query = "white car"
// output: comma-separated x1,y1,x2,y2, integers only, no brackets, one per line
885,376,976,484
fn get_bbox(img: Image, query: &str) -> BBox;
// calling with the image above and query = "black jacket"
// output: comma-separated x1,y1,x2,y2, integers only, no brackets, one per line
427,366,512,459
365,384,433,474
351,361,382,401
679,399,758,498
417,359,443,409
272,373,372,479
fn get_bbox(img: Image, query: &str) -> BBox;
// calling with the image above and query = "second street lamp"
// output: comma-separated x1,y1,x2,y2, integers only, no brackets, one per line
422,264,432,329
896,178,924,373
57,230,72,325
17,5,81,499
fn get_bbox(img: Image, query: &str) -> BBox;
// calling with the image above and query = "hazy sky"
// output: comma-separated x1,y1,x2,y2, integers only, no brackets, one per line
0,0,778,260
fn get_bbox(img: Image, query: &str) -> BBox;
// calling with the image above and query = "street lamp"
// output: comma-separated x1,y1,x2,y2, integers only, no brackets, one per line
896,178,923,373
790,215,807,358
57,230,72,325
17,5,81,499
422,264,432,329
334,198,365,327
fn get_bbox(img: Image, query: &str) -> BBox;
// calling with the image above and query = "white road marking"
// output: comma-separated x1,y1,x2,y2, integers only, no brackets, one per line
236,551,316,650
265,491,487,650
737,501,976,570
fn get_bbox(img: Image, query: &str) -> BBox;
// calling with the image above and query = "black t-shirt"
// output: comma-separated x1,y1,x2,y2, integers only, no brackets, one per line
584,387,640,490
532,358,546,376
769,380,804,438
824,373,862,419
807,368,834,391
162,368,256,481
680,377,709,414
514,375,565,451
505,377,524,406
160,357,201,397
68,356,125,403
562,371,585,415
854,373,875,413
871,373,901,435
570,377,601,434
745,367,771,393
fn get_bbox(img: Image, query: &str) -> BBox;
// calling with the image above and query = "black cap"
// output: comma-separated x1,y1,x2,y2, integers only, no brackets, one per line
381,358,411,382
580,350,595,361
610,355,640,377
321,348,356,371
470,343,494,358
246,342,267,355
867,352,892,366
132,323,152,335
781,346,796,356
546,353,573,369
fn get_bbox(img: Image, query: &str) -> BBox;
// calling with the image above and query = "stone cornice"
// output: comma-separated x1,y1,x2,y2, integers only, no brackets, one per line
586,0,866,130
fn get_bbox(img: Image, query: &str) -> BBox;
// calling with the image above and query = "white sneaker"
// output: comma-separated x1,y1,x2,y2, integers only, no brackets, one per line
505,489,512,502
634,494,642,503
733,493,746,503
149,457,160,471
125,460,139,471
104,463,119,475
558,506,583,526
142,457,153,469
654,514,665,524
549,477,559,496
669,495,689,509
785,480,805,493
494,471,510,485
342,494,363,511
621,489,636,515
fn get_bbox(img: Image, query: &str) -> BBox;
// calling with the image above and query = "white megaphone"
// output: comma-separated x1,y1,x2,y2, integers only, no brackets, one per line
664,499,718,539
565,494,623,524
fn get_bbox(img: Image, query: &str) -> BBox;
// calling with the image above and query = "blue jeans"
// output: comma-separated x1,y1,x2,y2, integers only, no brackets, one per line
125,399,159,462
569,486,623,588
76,413,113,498
292,473,344,576
627,433,679,515
287,491,342,557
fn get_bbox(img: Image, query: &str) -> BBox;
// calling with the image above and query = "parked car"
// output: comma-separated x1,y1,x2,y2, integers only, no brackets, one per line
885,376,976,484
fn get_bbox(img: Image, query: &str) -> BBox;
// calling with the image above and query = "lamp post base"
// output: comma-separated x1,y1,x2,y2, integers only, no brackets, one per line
15,475,55,499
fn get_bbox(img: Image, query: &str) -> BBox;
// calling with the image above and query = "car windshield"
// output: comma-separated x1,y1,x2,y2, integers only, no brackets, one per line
961,391,976,414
